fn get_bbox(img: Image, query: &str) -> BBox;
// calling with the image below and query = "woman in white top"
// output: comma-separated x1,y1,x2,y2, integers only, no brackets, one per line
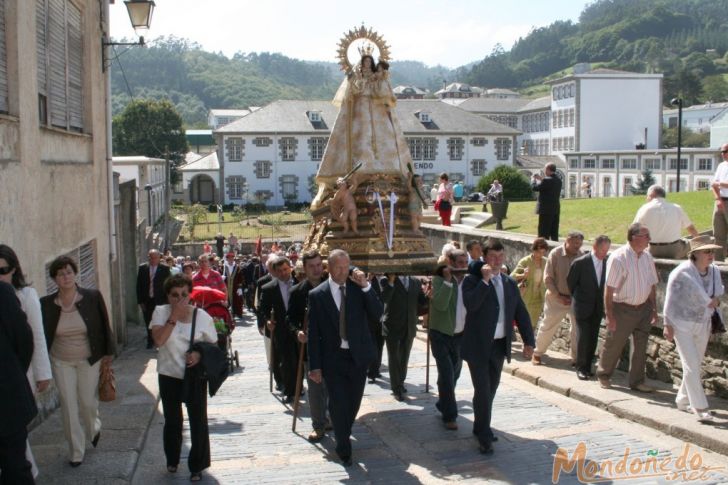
150,274,217,482
663,236,724,423
0,245,52,478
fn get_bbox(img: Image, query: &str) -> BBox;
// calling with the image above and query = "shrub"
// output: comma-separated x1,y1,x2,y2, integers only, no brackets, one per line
477,165,534,201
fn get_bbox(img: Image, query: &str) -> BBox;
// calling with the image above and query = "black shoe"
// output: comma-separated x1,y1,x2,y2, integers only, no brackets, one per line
402,386,408,393
491,435,499,442
478,443,494,455
339,455,353,467
376,372,383,378
368,377,376,384
69,461,82,468
92,432,100,448
576,370,589,380
393,392,404,402
283,395,294,404
146,342,153,349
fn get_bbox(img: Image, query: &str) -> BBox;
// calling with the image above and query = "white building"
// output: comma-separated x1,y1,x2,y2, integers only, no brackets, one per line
563,148,718,198
711,110,728,147
208,108,256,130
178,151,220,205
664,101,728,133
112,156,166,226
214,99,520,207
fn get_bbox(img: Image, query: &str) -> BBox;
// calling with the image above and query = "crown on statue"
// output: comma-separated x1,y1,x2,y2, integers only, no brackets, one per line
357,42,375,58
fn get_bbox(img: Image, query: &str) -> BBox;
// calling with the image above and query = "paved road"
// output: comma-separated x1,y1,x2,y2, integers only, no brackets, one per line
129,311,728,484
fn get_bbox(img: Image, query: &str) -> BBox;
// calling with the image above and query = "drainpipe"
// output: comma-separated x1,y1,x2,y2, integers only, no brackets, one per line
103,0,117,262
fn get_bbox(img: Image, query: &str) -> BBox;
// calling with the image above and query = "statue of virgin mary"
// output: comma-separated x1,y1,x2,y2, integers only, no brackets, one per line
311,41,413,208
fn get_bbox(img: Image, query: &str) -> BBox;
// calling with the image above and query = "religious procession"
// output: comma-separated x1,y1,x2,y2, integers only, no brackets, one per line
5,20,728,485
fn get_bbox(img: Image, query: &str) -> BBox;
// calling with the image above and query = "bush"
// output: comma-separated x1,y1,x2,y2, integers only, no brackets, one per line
477,165,534,201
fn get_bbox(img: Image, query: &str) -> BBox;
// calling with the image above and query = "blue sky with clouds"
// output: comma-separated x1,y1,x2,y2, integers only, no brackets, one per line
111,0,591,68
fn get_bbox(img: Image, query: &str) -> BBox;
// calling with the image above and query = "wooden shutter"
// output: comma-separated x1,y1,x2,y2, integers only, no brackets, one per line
45,241,98,294
0,0,7,113
47,0,67,128
36,0,48,96
66,2,82,131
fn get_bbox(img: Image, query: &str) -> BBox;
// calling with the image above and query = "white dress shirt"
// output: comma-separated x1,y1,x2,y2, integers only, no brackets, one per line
487,275,507,339
591,253,603,283
278,278,293,310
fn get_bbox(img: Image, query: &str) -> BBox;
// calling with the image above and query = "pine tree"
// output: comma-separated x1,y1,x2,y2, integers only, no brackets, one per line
632,168,656,195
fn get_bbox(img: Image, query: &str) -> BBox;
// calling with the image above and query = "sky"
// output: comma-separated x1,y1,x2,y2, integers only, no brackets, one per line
111,0,591,69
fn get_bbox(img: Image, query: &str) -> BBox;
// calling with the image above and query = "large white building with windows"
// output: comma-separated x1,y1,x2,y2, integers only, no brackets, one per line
213,99,520,206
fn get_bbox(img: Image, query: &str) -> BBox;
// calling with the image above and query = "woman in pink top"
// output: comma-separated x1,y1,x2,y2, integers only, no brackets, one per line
436,172,454,226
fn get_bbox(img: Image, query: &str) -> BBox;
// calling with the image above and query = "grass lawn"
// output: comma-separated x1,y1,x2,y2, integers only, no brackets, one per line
461,190,713,244
180,211,312,242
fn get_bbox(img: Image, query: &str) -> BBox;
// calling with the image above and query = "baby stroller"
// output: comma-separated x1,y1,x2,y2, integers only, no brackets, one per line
190,286,240,372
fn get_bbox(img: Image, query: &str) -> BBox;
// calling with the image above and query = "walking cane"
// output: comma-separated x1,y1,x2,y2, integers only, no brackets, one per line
291,311,308,432
269,308,276,393
425,322,431,393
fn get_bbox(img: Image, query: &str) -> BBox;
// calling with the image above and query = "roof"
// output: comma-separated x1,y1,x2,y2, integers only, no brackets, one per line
435,82,477,95
454,97,531,113
209,109,253,117
179,151,219,171
393,85,428,95
216,99,520,136
186,129,215,145
517,96,551,113
546,67,662,85
112,156,165,164
515,155,566,170
184,151,203,164
663,101,728,116
486,88,519,96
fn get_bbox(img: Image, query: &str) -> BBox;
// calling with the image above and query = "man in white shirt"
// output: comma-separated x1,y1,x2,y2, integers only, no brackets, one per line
633,185,697,259
712,143,728,260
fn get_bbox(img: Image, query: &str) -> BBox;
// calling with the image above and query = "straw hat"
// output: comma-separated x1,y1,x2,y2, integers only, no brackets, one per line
688,235,722,255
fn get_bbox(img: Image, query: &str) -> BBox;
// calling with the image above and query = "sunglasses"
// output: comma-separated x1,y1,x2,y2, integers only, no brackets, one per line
168,291,189,299
0,266,13,275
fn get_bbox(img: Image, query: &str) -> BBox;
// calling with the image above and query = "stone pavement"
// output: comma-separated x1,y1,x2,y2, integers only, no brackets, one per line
29,312,728,484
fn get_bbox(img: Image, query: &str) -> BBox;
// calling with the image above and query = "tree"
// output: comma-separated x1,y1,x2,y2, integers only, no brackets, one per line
632,168,656,195
112,99,189,182
476,165,533,201
662,126,709,148
701,75,728,102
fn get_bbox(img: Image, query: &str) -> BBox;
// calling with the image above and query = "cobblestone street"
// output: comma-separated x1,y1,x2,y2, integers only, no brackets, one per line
30,310,728,484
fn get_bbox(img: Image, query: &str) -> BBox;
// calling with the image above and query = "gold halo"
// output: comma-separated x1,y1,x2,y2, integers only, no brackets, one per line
336,24,391,74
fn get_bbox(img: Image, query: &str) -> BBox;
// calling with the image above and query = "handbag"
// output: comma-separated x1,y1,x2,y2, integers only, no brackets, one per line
710,267,726,334
98,360,116,402
182,308,204,404
434,198,441,211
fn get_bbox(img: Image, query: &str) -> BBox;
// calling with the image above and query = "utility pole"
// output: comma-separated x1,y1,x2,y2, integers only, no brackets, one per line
164,145,170,250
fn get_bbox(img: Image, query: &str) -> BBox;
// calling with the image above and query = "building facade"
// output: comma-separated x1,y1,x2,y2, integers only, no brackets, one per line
214,99,520,207
113,156,166,226
664,101,728,134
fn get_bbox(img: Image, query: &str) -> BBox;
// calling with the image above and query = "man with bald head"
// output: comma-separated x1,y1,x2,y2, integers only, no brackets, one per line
136,249,171,348
712,143,728,260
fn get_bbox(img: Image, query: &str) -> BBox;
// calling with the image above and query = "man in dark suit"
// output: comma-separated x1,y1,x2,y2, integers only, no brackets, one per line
531,162,562,241
259,257,298,402
366,276,384,383
136,249,172,348
462,239,535,455
380,274,426,401
0,281,37,483
308,249,383,466
567,235,611,380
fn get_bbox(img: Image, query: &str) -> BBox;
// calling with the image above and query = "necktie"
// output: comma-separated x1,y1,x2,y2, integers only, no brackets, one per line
339,285,347,341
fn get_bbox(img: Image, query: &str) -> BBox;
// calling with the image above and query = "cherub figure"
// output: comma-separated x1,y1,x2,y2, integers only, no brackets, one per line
331,177,358,234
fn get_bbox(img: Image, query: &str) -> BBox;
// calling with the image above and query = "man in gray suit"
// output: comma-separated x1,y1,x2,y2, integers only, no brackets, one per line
380,274,426,401
567,235,611,380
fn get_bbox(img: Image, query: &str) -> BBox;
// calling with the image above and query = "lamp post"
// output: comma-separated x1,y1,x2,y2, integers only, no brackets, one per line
102,1,155,71
670,97,683,192
144,184,152,226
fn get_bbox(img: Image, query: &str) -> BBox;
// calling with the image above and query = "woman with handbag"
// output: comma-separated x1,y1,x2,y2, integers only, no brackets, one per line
511,238,549,329
436,173,454,226
40,256,115,467
663,236,724,423
150,274,217,481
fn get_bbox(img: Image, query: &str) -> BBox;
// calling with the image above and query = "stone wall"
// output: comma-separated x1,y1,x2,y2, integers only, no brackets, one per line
421,223,728,398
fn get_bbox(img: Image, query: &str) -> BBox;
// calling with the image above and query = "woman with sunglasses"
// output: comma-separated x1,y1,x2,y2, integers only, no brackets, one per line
40,255,115,467
150,274,217,482
0,244,52,478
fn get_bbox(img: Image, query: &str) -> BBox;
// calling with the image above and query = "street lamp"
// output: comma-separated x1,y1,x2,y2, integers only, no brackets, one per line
102,0,155,71
670,97,683,192
144,183,153,226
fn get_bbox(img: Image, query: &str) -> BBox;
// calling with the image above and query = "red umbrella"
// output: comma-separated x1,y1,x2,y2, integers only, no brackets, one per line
190,286,227,307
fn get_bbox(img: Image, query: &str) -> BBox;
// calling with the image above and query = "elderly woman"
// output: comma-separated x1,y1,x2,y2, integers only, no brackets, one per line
663,236,723,423
0,245,52,477
151,274,218,481
511,237,549,329
40,256,115,467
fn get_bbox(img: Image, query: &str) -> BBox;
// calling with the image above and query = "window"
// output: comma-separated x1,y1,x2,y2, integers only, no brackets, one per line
226,176,246,200
407,137,422,160
226,137,243,161
307,111,321,122
583,159,596,169
45,240,97,293
471,137,487,146
645,158,661,170
37,0,84,131
601,159,615,169
623,177,633,195
668,158,688,170
422,138,437,160
253,137,272,147
254,190,273,202
698,158,713,171
697,180,710,190
418,111,430,123
471,159,487,176
0,0,7,113
447,138,464,160
569,159,579,169
495,138,511,160
279,137,297,161
621,158,637,170
308,137,328,161
255,160,271,178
